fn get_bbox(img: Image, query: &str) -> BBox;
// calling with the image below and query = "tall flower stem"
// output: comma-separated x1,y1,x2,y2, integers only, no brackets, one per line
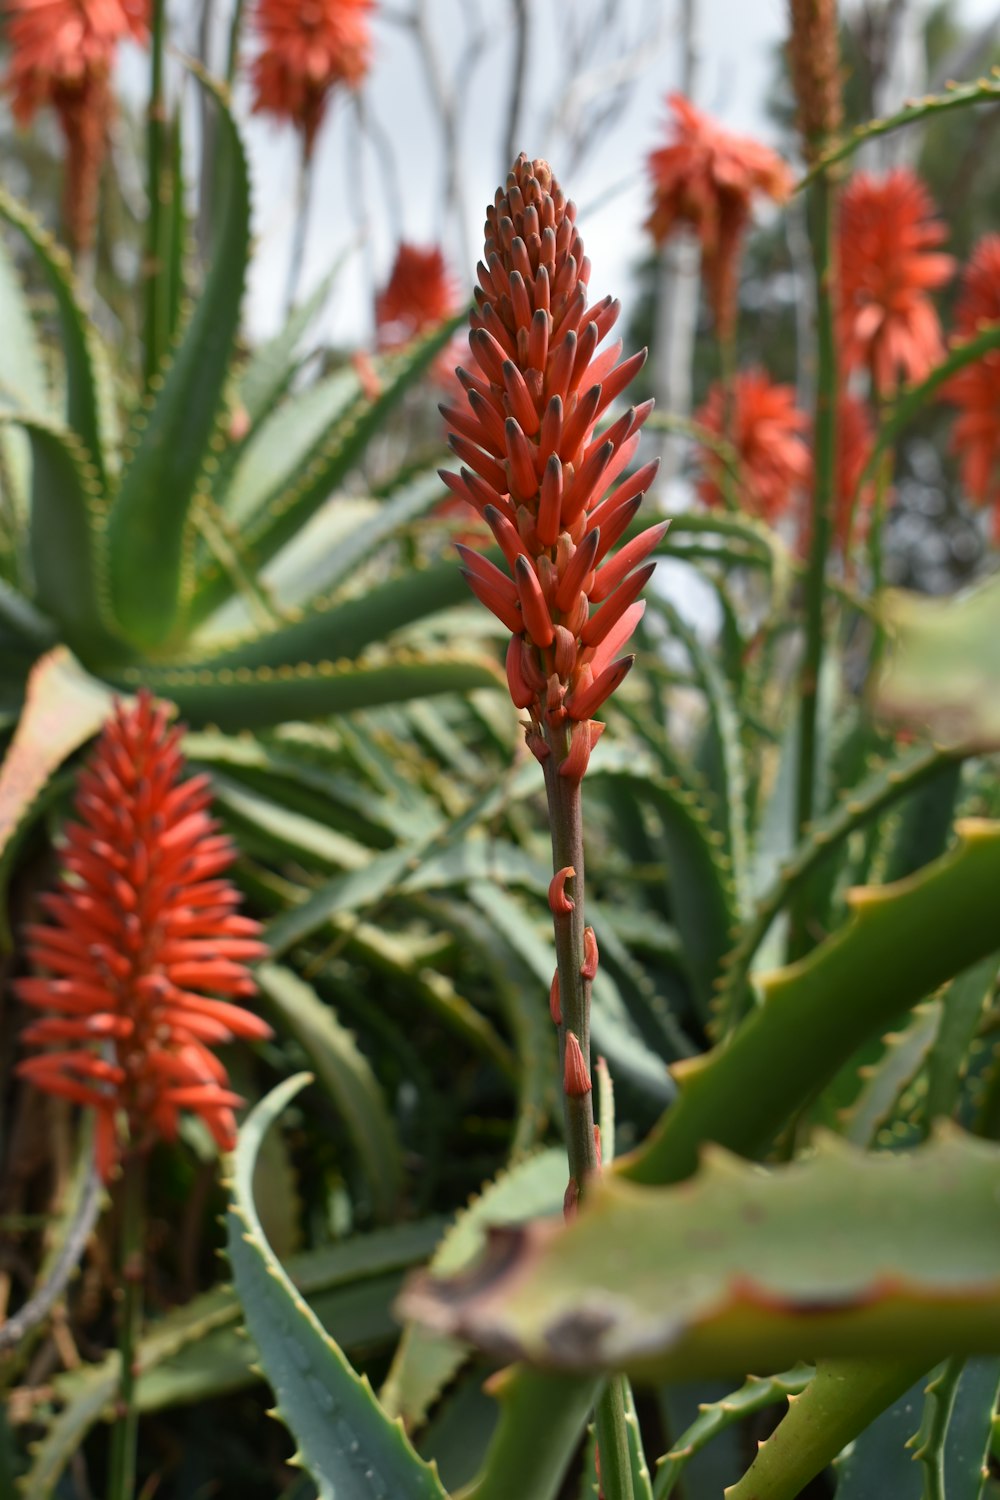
285,137,315,318
541,728,632,1500
142,0,166,390
791,166,838,958
541,742,597,1195
106,1149,146,1500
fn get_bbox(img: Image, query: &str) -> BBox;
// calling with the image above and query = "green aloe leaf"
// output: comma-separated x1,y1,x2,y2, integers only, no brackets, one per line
186,560,472,672
10,418,116,653
728,1358,928,1500
460,1367,599,1500
876,578,1000,749
382,1149,566,1431
118,651,502,730
106,65,250,649
25,1219,443,1499
590,757,736,1022
0,183,116,489
255,963,402,1223
626,819,1000,1187
652,1367,814,1499
239,261,342,424
400,1128,1000,1380
189,313,466,625
226,1073,449,1499
0,230,48,415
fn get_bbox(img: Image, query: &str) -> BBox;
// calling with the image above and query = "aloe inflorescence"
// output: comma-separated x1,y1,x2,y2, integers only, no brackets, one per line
442,152,666,785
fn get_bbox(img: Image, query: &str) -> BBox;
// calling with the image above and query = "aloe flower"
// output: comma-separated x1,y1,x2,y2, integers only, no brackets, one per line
16,692,270,1181
251,0,374,153
442,153,666,784
5,0,149,250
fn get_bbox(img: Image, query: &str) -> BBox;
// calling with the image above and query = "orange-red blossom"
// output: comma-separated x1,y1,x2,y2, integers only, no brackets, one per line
442,154,666,783
16,692,270,1182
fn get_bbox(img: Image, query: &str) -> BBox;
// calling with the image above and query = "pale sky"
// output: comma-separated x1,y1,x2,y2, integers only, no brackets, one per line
227,0,1000,348
111,0,1000,347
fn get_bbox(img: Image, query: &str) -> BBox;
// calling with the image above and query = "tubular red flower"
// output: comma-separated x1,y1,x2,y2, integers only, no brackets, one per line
376,243,459,351
941,234,1000,538
5,0,149,250
442,155,663,770
645,94,792,336
695,368,811,522
15,693,270,1181
251,0,373,152
838,168,954,396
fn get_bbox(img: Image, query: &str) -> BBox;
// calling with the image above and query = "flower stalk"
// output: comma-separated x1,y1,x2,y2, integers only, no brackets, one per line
106,1149,145,1500
442,153,659,1500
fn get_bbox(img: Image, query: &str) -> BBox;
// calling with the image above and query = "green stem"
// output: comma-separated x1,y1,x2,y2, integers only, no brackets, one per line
790,160,838,959
285,139,315,319
595,1376,636,1500
106,1149,145,1500
540,725,632,1500
226,0,248,86
540,734,597,1195
143,0,166,390
865,443,893,682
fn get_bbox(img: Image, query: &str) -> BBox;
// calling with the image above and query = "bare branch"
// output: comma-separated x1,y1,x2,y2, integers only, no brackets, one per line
503,0,531,175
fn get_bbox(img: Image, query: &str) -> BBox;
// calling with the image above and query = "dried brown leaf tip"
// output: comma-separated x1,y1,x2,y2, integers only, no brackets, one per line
443,154,666,780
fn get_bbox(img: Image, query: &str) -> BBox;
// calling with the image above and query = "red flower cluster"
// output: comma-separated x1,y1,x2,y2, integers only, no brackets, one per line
838,167,954,395
442,155,665,781
695,369,810,522
646,94,792,336
16,693,270,1181
5,0,149,249
376,243,459,352
252,0,374,153
942,234,1000,538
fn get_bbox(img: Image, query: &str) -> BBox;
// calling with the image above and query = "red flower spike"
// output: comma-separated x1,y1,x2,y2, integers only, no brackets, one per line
252,0,374,153
590,521,670,603
941,234,1000,534
563,1031,592,1097
566,655,636,721
696,369,811,522
580,563,657,649
594,1124,603,1169
838,168,954,395
646,95,792,336
514,556,555,647
505,634,536,710
15,692,271,1181
581,927,599,981
376,243,458,352
549,971,562,1026
549,866,576,915
588,602,646,681
5,0,150,252
444,155,661,773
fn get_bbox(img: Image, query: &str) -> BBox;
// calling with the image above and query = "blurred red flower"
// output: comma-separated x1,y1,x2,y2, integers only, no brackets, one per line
376,243,459,351
16,693,270,1181
252,0,374,152
838,167,954,395
942,233,1000,538
5,0,148,249
646,93,793,337
695,368,810,522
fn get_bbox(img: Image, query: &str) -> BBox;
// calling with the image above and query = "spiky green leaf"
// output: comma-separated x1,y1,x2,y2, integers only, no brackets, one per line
226,1074,448,1499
